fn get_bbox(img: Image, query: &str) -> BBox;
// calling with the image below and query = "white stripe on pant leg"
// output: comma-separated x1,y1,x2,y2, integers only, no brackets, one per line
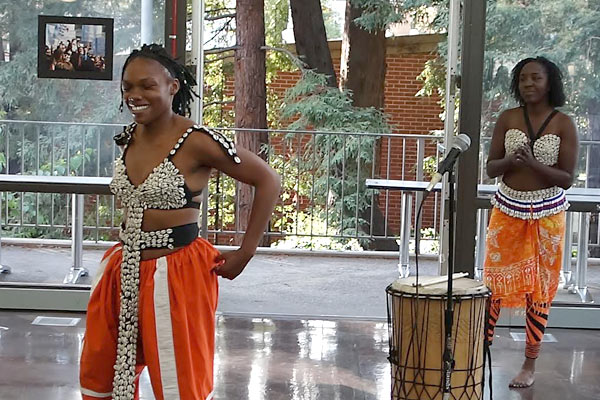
154,256,181,400
80,387,112,397
90,246,121,295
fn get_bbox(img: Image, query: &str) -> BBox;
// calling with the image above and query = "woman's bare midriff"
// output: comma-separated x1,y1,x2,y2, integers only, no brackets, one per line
502,168,554,192
124,206,201,260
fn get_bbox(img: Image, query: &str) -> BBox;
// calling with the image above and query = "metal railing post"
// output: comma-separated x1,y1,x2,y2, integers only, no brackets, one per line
414,138,425,255
474,208,488,280
397,192,413,278
571,212,591,302
561,212,573,287
0,192,11,274
63,194,88,284
200,190,209,239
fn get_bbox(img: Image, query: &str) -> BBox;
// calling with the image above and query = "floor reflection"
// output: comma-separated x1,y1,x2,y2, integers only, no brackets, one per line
0,311,599,399
212,318,390,400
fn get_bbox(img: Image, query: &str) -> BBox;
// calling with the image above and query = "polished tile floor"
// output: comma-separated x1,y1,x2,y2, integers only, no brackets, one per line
0,311,598,400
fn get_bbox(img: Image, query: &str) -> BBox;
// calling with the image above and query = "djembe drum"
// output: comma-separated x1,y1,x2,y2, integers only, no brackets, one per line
386,276,490,400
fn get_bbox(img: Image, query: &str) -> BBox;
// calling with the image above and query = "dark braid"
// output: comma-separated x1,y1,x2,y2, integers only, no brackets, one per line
120,43,199,116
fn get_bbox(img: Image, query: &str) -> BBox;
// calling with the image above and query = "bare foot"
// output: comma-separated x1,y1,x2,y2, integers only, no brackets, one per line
509,368,535,388
509,358,536,388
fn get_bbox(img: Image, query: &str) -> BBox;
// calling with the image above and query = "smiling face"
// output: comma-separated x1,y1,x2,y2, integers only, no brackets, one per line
121,57,180,125
518,61,550,105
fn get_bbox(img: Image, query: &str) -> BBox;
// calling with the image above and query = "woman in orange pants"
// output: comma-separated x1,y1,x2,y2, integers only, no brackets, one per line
483,56,578,388
79,44,280,400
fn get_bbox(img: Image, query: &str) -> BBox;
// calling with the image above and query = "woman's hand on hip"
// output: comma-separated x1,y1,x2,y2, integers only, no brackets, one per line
213,249,253,280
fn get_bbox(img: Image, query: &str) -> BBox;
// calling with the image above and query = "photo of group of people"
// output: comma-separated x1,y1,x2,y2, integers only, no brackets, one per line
43,38,105,73
38,16,113,80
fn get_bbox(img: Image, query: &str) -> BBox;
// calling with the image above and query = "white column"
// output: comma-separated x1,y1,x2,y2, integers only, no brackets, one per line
191,0,205,124
192,0,208,239
191,0,208,238
141,0,154,45
439,0,461,275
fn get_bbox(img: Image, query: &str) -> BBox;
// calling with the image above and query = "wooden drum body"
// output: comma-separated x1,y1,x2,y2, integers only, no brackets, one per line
386,277,490,400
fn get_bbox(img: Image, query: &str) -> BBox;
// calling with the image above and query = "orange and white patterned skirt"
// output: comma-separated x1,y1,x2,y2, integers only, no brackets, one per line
483,183,567,308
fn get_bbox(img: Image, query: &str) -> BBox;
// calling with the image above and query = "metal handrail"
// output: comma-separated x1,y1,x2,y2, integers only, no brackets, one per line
0,175,112,283
0,119,444,139
0,175,112,194
0,119,126,128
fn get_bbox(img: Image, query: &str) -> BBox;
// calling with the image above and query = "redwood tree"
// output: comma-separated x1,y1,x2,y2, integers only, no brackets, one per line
234,0,269,244
341,1,391,249
340,1,387,108
289,0,337,87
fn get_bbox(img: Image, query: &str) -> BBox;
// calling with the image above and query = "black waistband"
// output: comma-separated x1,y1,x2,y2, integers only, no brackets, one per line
119,222,199,249
167,222,199,248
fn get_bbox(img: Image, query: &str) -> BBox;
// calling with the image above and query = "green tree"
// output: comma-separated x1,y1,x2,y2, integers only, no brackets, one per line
200,0,293,245
280,69,390,247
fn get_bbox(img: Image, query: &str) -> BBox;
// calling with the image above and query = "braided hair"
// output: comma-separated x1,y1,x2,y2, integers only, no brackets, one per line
120,43,198,116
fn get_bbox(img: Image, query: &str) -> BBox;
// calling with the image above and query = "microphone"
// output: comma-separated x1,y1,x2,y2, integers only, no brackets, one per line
425,133,471,193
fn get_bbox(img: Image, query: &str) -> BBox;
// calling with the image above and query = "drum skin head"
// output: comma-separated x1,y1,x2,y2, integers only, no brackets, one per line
389,277,490,297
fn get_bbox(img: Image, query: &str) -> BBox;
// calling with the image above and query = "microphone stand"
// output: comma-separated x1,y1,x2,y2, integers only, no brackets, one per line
442,164,456,400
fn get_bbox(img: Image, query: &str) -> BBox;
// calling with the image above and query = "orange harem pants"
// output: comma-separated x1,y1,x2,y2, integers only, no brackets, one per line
483,208,565,359
80,238,220,400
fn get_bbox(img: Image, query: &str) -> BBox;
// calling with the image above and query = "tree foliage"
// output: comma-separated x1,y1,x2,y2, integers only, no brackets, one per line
399,0,600,137
348,0,446,32
280,69,390,243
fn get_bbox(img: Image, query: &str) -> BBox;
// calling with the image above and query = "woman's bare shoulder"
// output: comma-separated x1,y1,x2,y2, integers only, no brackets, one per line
555,111,577,138
500,107,522,121
493,107,522,133
171,115,196,133
556,111,575,126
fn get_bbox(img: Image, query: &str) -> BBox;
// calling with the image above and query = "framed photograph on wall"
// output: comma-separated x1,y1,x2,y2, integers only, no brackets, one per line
38,15,114,80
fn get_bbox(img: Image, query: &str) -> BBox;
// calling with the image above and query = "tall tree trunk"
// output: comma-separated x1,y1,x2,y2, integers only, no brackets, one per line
341,1,393,250
340,1,386,108
234,0,269,246
289,0,337,87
